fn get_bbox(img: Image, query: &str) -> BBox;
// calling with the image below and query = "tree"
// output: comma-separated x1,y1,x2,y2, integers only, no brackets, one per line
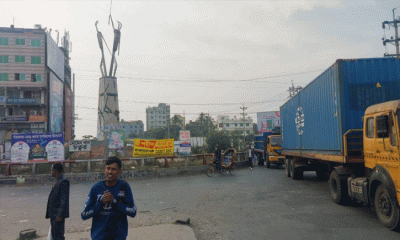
185,113,217,137
171,115,184,127
206,130,231,153
144,127,167,139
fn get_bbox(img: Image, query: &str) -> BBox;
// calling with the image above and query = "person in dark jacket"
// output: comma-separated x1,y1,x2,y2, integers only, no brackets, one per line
46,163,70,240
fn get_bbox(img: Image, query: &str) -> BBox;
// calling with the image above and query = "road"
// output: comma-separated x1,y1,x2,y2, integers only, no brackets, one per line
1,166,400,240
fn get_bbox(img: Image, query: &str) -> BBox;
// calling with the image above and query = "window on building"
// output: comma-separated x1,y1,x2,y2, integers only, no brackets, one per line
15,55,25,63
31,56,41,64
0,55,9,63
7,89,18,98
8,107,13,116
226,124,229,127
240,123,243,126
246,123,249,127
0,37,9,45
0,73,8,81
15,73,26,81
235,123,238,126
15,38,25,45
24,91,32,98
31,74,42,82
31,39,41,47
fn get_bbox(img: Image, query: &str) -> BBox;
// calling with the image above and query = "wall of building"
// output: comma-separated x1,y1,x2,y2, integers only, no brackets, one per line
146,103,170,130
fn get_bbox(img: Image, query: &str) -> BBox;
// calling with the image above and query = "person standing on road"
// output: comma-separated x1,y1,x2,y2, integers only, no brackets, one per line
248,147,253,169
46,163,70,240
81,157,137,240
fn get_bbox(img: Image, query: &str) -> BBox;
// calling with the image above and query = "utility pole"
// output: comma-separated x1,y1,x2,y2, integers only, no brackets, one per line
382,8,400,58
240,105,247,151
289,80,303,98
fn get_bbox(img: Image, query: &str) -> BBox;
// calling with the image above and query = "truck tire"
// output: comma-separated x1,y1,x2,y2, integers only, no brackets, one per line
290,159,303,180
329,170,349,205
374,184,400,231
266,158,271,168
285,158,291,177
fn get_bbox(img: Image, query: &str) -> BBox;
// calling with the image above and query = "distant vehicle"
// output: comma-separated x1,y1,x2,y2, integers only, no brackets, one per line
253,127,282,167
281,58,400,231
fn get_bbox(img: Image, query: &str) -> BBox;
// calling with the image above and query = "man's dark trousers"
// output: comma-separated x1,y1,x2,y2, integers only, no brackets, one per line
50,218,65,240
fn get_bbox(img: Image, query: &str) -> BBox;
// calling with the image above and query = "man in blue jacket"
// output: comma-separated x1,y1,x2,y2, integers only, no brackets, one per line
81,157,137,240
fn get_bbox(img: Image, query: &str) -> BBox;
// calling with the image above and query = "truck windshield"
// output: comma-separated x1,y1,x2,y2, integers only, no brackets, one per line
270,136,282,147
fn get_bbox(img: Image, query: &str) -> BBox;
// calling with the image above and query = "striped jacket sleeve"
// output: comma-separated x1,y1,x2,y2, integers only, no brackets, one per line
116,182,137,218
81,186,103,220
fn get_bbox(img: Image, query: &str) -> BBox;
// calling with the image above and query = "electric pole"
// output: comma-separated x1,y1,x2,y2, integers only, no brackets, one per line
289,80,303,98
240,105,247,151
382,8,400,58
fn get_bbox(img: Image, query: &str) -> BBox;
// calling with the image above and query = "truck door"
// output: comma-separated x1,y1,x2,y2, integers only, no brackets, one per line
375,114,399,172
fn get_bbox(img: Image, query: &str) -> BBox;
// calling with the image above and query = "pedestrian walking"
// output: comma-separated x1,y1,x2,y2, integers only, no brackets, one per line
248,147,253,169
81,157,137,240
46,163,70,240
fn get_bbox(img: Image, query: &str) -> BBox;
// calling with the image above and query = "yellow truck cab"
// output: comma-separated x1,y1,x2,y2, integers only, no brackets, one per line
265,135,284,168
360,100,400,230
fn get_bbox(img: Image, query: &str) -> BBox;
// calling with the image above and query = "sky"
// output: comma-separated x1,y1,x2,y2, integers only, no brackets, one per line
1,0,399,139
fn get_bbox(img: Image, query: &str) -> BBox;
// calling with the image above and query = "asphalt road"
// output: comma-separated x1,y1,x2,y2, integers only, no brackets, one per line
1,166,400,240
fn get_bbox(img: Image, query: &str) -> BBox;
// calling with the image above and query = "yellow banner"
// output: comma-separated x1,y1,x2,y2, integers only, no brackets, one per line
132,139,174,157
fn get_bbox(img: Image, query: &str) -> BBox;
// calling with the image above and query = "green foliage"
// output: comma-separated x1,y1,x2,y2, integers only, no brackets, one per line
206,130,231,152
185,113,216,137
145,127,167,139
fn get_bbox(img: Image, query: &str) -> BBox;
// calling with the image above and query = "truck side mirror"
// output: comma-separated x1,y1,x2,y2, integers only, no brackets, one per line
376,115,389,138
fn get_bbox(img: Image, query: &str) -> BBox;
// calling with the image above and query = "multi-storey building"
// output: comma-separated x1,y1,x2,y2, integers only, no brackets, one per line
217,115,253,134
0,25,73,150
104,120,144,138
146,103,170,130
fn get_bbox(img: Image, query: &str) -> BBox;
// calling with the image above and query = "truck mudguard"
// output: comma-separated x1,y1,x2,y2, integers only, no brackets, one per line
369,165,398,202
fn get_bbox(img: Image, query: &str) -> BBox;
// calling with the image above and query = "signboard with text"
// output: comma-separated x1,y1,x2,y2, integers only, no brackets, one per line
69,140,91,152
132,139,174,157
11,133,64,163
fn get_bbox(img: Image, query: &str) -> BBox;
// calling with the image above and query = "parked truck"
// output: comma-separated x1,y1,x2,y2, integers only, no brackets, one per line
281,58,400,230
254,127,283,168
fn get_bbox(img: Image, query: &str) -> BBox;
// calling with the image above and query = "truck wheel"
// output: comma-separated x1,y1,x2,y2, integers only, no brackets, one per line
290,159,303,180
329,170,349,205
374,184,400,231
266,158,271,168
285,159,291,177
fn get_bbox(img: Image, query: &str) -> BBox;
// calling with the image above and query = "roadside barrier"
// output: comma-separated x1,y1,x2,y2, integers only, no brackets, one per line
0,152,247,185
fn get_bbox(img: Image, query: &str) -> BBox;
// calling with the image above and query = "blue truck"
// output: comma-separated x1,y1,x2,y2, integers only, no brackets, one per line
253,127,282,168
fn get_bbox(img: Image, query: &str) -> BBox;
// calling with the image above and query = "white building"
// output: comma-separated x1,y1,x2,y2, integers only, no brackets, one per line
146,103,170,130
217,115,253,134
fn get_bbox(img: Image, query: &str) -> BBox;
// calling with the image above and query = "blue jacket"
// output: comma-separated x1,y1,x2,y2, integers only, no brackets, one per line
81,179,137,240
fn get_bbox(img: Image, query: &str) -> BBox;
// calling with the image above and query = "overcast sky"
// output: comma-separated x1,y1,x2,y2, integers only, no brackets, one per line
1,0,398,138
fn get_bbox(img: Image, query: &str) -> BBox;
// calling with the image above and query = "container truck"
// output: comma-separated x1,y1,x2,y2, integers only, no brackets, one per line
280,58,400,230
254,127,283,168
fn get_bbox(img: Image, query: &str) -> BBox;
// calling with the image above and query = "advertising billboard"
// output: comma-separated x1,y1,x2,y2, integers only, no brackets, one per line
257,111,281,133
64,87,73,141
11,133,64,163
49,72,64,133
108,130,125,150
46,34,64,81
132,139,174,157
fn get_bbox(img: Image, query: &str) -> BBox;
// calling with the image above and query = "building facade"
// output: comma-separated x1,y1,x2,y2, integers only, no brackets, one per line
104,120,144,138
217,115,253,134
0,25,73,156
146,103,170,130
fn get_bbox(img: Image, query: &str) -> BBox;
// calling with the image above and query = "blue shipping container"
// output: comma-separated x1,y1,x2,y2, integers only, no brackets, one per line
281,58,400,155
